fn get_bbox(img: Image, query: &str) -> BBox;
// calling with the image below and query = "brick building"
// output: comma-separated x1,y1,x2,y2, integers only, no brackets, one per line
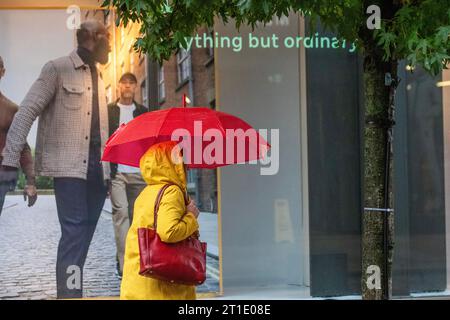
82,9,147,106
157,26,217,213
83,10,217,212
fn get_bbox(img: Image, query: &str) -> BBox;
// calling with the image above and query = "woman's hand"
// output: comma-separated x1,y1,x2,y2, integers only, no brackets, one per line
187,199,200,218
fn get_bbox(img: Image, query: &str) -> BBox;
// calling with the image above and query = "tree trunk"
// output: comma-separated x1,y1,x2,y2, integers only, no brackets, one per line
361,48,397,299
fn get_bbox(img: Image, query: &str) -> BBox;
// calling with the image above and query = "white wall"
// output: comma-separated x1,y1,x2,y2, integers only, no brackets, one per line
0,10,75,146
215,13,308,291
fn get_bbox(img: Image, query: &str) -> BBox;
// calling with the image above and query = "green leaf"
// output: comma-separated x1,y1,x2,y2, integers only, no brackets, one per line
162,1,173,14
407,52,417,67
133,1,139,15
407,34,418,51
101,0,110,8
416,39,428,55
175,31,188,49
237,0,252,14
436,26,450,43
262,1,270,16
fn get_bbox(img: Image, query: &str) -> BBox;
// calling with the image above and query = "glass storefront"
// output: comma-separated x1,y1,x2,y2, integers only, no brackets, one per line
0,3,449,300
392,64,450,297
215,13,450,299
216,12,308,297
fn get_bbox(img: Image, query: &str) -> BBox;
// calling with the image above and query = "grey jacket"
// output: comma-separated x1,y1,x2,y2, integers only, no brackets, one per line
1,50,110,181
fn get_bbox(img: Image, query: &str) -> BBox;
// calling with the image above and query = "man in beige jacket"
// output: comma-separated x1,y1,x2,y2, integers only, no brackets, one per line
1,20,111,299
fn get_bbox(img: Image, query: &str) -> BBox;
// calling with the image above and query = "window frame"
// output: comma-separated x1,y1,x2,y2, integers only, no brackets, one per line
141,78,148,106
158,64,166,102
177,48,191,84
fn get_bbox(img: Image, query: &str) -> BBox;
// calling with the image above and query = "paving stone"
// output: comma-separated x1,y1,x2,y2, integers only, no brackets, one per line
0,195,219,299
28,295,49,300
0,292,20,299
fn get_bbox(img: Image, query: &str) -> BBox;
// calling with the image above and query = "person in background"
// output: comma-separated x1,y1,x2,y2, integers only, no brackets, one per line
0,20,111,299
0,55,37,215
107,72,148,278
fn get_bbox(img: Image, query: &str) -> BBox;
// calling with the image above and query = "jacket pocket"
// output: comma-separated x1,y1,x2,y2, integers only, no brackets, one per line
62,82,84,110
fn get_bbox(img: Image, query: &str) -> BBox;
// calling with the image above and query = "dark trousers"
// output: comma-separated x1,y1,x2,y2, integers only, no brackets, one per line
54,147,107,299
0,180,15,217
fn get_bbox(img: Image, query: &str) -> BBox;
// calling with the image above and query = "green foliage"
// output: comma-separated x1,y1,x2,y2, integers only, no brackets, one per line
15,148,54,190
374,1,450,75
103,0,449,75
16,171,25,190
16,171,54,190
36,176,54,190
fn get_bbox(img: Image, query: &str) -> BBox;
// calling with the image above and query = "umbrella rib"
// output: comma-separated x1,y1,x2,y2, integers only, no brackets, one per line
155,107,172,143
212,111,227,137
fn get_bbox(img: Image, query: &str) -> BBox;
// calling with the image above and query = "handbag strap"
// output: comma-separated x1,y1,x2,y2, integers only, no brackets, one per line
153,184,189,230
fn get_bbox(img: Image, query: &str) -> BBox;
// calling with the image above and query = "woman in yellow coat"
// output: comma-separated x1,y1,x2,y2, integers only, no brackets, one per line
120,141,200,300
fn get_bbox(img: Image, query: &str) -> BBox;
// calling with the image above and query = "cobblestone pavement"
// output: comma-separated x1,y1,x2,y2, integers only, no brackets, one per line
0,195,219,300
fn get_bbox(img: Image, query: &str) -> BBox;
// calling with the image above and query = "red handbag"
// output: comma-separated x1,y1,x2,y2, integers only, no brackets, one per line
137,184,207,286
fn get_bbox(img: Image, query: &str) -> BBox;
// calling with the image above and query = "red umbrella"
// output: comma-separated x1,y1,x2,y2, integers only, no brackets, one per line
101,107,270,169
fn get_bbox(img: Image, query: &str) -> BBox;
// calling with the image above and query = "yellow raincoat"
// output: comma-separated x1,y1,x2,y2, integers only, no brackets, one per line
120,141,200,300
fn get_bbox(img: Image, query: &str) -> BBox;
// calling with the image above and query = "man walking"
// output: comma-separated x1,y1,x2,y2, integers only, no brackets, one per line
107,72,147,278
1,20,111,299
0,55,37,214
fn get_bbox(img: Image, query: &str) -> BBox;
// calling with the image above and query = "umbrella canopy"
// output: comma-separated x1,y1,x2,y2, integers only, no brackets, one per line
102,107,270,169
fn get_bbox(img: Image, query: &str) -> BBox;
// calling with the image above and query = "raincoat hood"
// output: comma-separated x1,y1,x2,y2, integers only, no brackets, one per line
139,141,187,193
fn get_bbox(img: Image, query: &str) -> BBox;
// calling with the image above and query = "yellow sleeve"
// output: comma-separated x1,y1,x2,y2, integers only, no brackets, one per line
156,185,199,243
